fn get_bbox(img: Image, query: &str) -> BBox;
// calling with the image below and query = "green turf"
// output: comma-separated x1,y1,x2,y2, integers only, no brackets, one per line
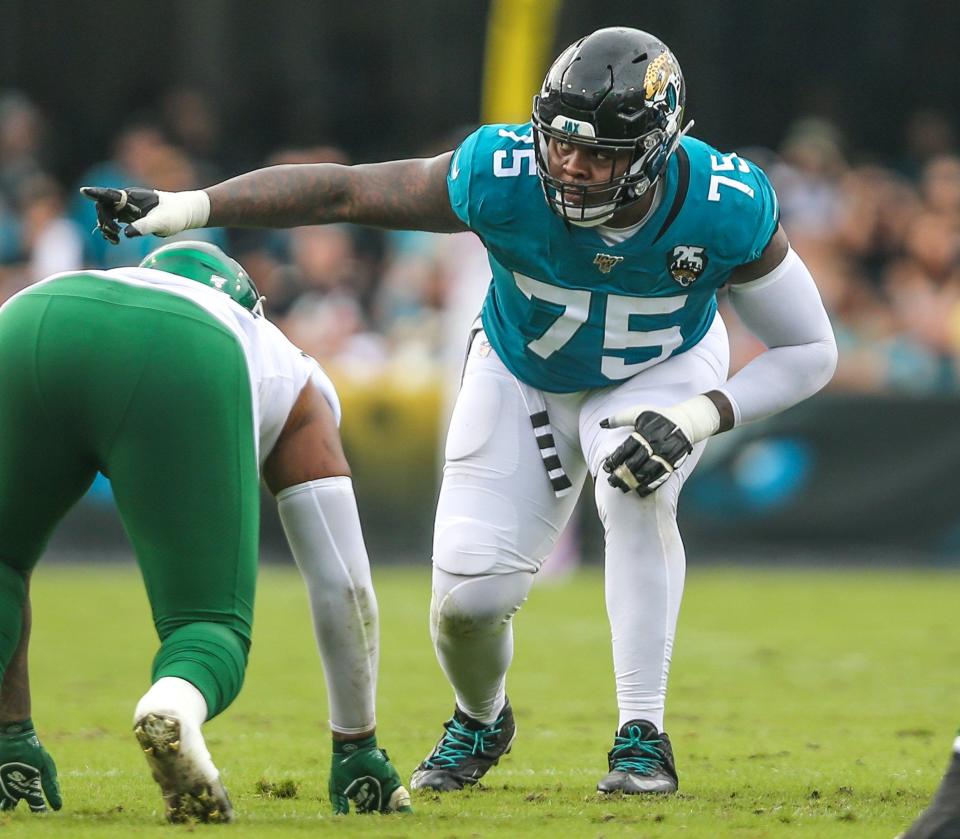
1,562,957,837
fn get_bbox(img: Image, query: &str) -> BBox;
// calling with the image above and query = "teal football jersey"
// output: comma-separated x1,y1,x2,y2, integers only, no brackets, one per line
447,123,779,392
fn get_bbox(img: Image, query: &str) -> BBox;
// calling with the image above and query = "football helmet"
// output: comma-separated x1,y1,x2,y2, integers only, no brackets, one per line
139,241,264,315
532,27,687,227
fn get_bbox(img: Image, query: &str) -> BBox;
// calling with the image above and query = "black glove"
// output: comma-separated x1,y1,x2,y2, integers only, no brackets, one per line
80,186,159,244
601,410,693,497
0,719,62,812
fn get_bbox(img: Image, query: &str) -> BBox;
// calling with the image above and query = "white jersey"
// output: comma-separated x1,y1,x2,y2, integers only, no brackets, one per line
29,266,341,467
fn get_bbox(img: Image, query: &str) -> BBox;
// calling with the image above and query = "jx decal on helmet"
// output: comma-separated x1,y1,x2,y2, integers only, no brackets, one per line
532,27,689,227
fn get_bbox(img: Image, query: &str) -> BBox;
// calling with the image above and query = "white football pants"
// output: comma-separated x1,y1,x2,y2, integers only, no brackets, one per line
431,313,729,730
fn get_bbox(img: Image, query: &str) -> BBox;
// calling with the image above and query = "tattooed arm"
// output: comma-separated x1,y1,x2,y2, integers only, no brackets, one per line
208,153,467,233
82,152,468,241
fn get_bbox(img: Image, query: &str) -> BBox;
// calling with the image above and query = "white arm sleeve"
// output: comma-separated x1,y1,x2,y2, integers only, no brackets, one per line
277,477,378,734
718,247,838,427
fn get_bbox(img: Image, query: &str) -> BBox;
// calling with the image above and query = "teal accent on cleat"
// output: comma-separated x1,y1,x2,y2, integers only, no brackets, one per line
410,699,516,792
596,719,679,795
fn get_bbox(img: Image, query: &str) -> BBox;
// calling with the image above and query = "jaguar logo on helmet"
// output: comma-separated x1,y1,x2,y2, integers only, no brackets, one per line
644,50,683,117
668,245,708,286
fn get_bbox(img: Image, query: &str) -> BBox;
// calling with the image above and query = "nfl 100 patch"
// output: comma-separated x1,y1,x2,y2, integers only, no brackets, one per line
593,252,624,274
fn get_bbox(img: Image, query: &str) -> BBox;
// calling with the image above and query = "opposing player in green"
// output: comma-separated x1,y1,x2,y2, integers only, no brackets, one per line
0,242,410,820
82,27,837,796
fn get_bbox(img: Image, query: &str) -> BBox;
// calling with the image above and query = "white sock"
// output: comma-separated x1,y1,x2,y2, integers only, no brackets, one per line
134,676,208,728
953,735,960,755
134,677,218,780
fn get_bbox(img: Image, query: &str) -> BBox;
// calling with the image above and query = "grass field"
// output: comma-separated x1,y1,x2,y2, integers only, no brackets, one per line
1,561,958,837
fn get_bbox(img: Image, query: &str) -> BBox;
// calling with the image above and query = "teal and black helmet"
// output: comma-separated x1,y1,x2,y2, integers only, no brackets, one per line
139,240,263,314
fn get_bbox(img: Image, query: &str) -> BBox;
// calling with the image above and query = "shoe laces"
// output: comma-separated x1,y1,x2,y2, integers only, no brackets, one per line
425,716,504,769
610,724,665,775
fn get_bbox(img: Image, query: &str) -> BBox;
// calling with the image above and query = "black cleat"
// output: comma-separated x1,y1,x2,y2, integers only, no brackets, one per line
597,719,679,795
899,751,960,839
410,699,516,792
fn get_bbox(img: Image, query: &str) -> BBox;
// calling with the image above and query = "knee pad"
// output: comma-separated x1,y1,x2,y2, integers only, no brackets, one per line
152,622,250,719
433,515,508,577
430,568,533,642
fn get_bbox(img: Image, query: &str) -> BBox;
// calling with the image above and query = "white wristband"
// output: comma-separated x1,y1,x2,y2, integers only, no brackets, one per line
601,393,721,445
130,189,211,237
661,394,721,445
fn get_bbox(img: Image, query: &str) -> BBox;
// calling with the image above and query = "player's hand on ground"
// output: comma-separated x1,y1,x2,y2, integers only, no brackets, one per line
600,408,693,496
80,186,210,243
328,738,412,815
0,719,62,812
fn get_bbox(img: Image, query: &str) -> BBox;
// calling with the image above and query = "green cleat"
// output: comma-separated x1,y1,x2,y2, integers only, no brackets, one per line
328,736,412,814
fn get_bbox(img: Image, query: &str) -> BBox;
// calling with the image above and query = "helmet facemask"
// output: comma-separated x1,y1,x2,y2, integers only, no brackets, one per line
531,29,688,228
532,114,679,227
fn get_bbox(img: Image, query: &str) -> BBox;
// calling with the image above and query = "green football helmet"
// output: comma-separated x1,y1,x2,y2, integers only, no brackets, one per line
139,241,263,315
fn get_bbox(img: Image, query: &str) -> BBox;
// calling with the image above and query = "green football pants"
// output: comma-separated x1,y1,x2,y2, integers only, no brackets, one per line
0,274,260,717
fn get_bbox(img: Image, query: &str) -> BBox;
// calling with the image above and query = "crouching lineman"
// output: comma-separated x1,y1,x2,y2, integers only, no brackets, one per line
0,242,411,820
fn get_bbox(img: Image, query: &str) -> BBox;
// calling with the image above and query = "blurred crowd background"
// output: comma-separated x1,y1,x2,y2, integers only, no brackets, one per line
4,99,960,394
3,0,960,559
3,1,959,395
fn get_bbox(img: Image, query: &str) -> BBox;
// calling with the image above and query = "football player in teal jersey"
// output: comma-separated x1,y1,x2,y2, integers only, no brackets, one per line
83,27,837,797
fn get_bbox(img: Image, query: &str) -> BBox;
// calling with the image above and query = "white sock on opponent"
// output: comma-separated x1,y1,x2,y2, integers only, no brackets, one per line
134,676,208,728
